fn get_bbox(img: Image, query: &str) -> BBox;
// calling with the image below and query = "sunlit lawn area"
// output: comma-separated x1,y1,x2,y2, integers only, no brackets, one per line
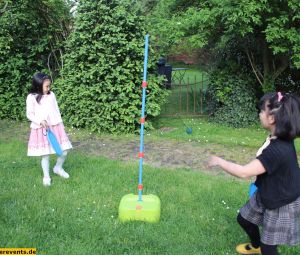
1,119,300,254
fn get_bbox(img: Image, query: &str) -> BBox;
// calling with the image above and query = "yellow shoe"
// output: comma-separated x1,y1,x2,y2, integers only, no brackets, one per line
236,243,261,254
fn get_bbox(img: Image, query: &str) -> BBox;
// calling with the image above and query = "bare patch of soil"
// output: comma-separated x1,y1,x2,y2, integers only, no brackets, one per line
72,136,256,174
0,120,256,174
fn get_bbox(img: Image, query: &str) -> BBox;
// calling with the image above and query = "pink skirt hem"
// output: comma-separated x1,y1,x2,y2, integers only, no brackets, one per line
27,123,72,156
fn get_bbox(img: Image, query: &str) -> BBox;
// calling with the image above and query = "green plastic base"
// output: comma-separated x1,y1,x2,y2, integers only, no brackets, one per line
118,194,161,223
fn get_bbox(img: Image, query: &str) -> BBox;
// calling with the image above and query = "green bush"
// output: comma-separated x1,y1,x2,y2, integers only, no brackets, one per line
275,68,300,93
54,0,168,133
207,68,258,127
0,0,71,120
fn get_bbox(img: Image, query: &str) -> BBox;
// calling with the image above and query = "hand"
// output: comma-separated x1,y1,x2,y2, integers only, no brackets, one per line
208,155,221,168
40,120,48,129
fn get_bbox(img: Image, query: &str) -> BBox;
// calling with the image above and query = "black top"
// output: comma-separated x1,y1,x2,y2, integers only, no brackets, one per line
256,139,300,209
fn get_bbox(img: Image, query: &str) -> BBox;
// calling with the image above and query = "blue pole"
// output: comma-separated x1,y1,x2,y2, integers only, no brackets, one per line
143,35,149,81
138,34,149,201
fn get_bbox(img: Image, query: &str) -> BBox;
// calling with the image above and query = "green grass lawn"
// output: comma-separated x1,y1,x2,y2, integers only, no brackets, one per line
170,62,209,84
151,116,300,152
151,117,265,147
1,119,300,254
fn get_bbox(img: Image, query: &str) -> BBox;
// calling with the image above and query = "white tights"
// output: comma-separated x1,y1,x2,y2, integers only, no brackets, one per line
41,151,68,178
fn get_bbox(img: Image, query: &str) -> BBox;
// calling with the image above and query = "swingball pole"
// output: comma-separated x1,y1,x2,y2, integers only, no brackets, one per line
118,34,161,223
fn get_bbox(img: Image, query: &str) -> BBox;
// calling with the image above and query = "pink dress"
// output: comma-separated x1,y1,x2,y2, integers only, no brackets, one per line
26,92,72,156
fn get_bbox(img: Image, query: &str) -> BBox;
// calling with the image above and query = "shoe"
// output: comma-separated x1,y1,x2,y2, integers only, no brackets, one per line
236,243,261,254
43,177,51,186
53,166,69,179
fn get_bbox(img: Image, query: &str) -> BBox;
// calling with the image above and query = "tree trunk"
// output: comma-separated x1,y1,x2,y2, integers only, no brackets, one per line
259,37,289,92
261,39,276,92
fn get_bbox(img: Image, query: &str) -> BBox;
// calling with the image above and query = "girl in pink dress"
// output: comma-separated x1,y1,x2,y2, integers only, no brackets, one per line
26,73,72,186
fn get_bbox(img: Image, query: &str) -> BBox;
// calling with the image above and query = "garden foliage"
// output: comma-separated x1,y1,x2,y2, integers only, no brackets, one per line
207,67,258,128
144,0,300,127
147,0,300,92
54,0,167,133
0,0,71,120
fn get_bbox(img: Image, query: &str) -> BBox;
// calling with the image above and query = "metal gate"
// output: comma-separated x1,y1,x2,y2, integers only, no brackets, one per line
160,74,208,117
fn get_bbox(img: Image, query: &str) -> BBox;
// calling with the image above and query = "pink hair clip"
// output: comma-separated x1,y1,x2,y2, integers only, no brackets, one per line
277,92,283,102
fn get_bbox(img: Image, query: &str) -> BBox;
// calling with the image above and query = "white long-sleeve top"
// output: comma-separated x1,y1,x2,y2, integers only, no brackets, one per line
26,91,63,129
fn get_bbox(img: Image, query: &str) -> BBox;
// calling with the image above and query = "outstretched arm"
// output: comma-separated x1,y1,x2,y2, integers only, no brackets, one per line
208,156,266,178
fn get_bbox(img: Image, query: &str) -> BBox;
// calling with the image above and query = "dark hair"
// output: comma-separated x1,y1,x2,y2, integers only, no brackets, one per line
259,92,300,140
29,73,51,103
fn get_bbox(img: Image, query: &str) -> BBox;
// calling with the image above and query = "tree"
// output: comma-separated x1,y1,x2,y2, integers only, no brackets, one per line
54,0,167,133
147,0,300,92
0,0,72,120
